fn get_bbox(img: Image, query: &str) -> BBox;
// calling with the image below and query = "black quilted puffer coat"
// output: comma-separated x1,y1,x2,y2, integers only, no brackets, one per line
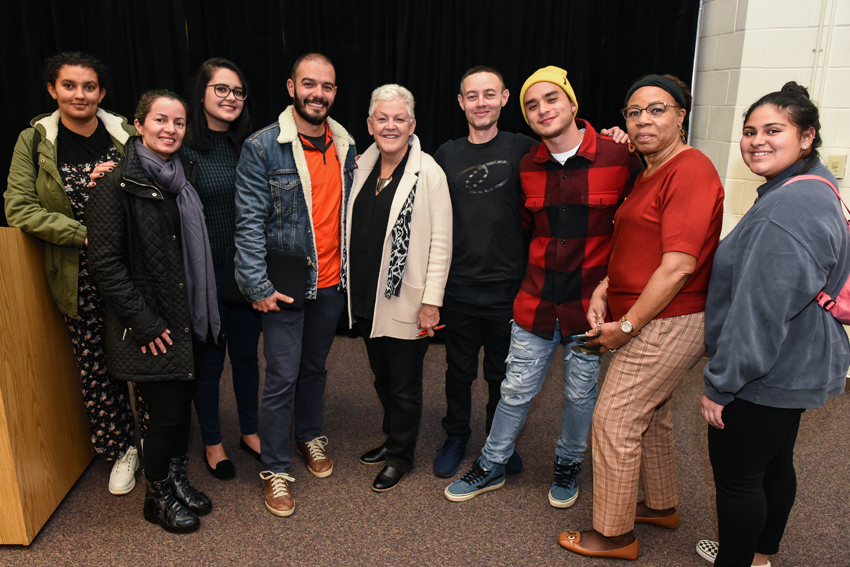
87,138,200,382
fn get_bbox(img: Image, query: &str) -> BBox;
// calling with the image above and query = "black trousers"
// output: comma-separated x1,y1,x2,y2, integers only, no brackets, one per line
135,337,205,481
358,318,429,472
440,290,513,443
708,398,804,567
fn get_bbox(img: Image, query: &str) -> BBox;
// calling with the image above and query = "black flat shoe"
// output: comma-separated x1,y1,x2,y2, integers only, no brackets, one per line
204,451,236,480
360,445,388,465
372,466,406,492
239,438,261,462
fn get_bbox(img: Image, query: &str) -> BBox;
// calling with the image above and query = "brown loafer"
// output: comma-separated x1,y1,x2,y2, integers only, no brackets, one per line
635,510,680,529
558,531,640,560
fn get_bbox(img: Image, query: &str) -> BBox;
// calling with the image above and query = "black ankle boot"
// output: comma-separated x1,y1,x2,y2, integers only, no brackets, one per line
169,454,213,516
143,475,200,534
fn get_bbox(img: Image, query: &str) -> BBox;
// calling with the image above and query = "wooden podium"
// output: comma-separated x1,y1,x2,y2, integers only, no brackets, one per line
0,228,94,545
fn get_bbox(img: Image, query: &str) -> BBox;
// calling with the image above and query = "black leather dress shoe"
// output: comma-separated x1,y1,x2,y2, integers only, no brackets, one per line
360,445,388,465
372,466,406,492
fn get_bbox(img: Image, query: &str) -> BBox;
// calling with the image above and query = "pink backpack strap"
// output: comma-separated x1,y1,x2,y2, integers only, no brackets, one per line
782,174,850,217
783,175,850,315
816,290,836,311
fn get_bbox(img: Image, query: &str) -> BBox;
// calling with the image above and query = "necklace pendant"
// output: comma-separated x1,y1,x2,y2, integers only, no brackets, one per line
376,176,392,195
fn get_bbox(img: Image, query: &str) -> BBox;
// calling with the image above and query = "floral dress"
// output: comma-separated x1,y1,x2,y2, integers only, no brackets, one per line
60,146,149,460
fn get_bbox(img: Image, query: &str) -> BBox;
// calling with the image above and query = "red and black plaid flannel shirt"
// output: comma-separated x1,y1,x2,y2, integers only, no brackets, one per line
514,119,643,340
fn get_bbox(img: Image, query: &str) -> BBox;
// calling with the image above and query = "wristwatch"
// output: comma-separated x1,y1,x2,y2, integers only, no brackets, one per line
619,314,641,337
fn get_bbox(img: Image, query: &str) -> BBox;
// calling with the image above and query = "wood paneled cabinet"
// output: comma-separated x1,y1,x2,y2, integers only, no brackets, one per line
0,228,94,545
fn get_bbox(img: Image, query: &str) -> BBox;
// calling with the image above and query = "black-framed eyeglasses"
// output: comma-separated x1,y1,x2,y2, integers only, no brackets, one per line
207,84,247,101
621,101,677,122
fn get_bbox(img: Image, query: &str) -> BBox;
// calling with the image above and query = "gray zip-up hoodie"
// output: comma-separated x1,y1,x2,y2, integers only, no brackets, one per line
704,161,850,409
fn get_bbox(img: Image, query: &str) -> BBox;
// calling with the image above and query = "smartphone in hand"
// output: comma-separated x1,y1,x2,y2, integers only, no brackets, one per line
570,333,601,351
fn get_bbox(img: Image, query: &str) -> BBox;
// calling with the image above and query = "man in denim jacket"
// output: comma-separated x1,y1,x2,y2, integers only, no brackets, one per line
234,53,356,518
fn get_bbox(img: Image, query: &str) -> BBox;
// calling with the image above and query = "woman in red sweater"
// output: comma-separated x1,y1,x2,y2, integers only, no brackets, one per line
559,74,724,560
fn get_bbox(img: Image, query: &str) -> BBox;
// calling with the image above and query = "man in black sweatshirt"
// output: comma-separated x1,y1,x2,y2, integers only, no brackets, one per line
432,66,535,478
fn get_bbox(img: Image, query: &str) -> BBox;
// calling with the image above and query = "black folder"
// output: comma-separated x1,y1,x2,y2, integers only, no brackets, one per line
222,245,309,311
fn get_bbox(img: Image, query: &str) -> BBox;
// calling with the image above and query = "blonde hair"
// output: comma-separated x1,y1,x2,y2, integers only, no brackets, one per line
368,84,415,120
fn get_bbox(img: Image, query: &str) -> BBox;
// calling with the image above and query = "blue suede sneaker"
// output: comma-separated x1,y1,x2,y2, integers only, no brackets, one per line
433,436,467,478
505,449,523,475
444,458,505,502
548,457,581,508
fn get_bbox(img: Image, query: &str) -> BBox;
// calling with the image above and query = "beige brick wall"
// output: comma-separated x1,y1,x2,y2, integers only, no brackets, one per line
691,0,850,359
691,0,850,238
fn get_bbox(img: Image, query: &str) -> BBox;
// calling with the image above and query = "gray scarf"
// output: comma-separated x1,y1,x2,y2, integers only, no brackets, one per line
135,139,221,345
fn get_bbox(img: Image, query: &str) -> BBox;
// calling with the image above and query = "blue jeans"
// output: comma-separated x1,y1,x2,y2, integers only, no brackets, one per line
259,287,345,473
194,265,262,446
480,321,601,468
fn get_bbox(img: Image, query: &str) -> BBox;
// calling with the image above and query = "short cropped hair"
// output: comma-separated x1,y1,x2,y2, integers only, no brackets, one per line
368,84,415,120
291,53,335,80
459,65,505,94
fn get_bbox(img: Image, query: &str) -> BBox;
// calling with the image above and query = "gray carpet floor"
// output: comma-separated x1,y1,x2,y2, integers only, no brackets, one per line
2,334,849,566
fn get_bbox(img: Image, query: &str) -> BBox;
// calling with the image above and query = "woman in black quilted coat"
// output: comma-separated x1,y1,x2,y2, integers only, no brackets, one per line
88,90,221,534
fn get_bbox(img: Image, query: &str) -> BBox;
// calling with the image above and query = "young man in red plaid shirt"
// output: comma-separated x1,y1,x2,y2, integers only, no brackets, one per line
445,66,642,508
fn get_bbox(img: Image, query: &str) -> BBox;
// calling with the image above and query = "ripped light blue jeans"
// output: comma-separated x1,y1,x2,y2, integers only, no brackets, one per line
480,321,601,469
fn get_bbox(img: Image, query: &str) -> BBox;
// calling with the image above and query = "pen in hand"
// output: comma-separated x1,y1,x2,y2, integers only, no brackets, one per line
416,324,446,338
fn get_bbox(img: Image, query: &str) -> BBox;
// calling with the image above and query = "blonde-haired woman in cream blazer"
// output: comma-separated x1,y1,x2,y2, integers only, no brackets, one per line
344,84,452,493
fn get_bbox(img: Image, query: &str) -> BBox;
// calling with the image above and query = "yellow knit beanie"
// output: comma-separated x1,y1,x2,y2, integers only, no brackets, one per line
519,66,578,124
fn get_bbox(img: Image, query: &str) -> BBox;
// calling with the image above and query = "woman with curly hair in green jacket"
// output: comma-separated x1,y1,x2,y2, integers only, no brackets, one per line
4,52,146,497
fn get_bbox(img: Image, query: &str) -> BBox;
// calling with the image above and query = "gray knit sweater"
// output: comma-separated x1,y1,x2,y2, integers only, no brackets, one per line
704,161,850,409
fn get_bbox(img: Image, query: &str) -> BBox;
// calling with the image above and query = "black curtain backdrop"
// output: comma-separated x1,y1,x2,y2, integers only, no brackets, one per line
1,0,700,226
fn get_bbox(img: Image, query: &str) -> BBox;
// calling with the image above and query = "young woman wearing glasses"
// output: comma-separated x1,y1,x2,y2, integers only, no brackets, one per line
181,58,262,480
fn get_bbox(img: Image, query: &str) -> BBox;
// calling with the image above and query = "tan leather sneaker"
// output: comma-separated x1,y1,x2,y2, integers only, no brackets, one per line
296,436,334,478
259,471,295,517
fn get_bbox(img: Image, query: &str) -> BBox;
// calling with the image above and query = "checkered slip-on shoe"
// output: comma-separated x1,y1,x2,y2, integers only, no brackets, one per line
696,540,719,563
696,541,772,567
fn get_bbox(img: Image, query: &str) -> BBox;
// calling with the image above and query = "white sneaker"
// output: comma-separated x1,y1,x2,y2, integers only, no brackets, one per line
109,446,139,495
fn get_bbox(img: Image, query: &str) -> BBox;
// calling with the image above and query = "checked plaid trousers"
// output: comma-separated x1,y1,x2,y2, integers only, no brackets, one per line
591,312,706,536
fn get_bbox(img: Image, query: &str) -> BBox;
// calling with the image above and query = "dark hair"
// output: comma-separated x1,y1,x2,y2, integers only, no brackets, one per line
630,74,692,141
743,81,822,174
135,89,187,124
663,75,691,141
290,52,335,79
43,52,108,89
459,66,505,94
184,58,253,156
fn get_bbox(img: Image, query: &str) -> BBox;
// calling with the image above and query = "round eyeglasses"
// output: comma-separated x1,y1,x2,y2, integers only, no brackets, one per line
621,101,677,122
207,84,247,101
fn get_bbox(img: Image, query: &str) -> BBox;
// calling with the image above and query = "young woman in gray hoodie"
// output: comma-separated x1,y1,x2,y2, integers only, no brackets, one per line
698,83,850,567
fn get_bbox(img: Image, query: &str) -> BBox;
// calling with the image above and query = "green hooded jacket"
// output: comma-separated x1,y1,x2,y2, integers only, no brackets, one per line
4,108,136,318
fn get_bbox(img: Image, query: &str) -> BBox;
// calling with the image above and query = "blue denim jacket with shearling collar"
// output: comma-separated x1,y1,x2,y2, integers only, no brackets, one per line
234,106,356,302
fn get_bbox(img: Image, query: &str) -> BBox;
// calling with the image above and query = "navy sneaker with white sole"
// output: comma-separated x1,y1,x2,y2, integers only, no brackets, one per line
444,458,505,502
548,457,580,508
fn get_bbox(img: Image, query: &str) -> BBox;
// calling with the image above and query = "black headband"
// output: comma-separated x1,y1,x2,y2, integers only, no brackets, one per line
624,75,687,110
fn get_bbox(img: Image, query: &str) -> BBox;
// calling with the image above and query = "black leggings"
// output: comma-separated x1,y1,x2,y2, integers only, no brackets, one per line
708,398,804,567
135,338,204,481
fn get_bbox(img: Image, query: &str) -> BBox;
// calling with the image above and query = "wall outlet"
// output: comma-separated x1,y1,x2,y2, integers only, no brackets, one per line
828,155,846,179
